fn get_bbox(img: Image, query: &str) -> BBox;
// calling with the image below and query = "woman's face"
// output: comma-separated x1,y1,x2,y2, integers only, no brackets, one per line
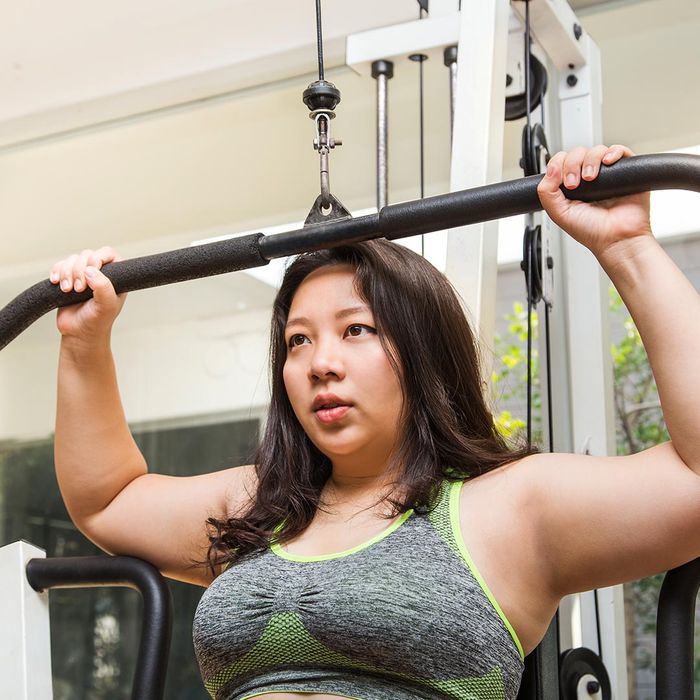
282,264,404,470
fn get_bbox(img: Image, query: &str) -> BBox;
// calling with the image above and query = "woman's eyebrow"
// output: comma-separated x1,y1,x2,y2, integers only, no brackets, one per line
286,305,370,329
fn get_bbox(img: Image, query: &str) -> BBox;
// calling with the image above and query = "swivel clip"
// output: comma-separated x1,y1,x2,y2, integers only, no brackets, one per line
302,79,349,225
312,111,342,209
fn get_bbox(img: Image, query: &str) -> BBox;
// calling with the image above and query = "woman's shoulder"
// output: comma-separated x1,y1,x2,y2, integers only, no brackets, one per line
458,451,541,493
481,444,700,597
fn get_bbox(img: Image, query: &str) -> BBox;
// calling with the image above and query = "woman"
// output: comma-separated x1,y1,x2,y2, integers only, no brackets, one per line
51,145,700,700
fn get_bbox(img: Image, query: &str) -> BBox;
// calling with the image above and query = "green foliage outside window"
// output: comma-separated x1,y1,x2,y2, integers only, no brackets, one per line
491,301,541,445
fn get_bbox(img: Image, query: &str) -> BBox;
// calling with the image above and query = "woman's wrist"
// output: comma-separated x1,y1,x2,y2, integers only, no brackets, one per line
60,333,113,367
595,232,659,283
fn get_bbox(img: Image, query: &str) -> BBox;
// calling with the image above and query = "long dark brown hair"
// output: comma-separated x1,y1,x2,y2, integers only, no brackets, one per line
205,238,536,570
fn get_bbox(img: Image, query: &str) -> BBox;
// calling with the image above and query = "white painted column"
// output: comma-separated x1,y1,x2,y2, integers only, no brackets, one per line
0,541,53,699
438,0,509,365
555,33,629,700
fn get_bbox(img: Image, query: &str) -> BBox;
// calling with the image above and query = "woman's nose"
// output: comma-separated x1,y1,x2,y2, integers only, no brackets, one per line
308,340,345,381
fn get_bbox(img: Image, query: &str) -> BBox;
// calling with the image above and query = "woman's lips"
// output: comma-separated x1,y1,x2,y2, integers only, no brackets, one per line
315,405,351,424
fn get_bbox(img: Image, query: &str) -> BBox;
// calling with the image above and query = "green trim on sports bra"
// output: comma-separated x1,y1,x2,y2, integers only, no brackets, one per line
241,691,364,700
449,480,525,661
270,509,415,562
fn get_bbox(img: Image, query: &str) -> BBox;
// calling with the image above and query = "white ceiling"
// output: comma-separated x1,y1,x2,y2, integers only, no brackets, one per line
0,0,698,339
1,0,417,146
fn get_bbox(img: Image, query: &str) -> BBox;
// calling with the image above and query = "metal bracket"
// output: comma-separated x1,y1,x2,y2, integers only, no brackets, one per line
304,192,352,227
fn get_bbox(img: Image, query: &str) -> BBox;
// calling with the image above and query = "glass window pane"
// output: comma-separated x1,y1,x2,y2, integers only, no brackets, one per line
0,417,258,700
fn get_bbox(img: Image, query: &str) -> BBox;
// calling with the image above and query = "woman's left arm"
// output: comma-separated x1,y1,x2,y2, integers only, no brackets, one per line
519,145,700,599
538,144,700,474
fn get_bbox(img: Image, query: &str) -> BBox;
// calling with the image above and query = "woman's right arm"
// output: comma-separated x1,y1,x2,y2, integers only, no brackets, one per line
53,248,256,587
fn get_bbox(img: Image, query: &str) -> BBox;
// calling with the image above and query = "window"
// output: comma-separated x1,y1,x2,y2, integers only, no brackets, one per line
0,416,259,700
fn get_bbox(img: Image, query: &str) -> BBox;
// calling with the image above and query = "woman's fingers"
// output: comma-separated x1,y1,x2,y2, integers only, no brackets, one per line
538,144,650,257
83,265,116,304
540,144,636,198
73,250,94,292
602,144,635,166
580,144,611,182
58,255,79,292
93,246,121,265
561,146,588,189
50,246,120,293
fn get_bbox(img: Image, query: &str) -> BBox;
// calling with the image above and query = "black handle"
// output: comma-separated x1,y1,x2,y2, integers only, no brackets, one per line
655,556,700,700
0,232,268,351
1,153,699,351
26,555,173,700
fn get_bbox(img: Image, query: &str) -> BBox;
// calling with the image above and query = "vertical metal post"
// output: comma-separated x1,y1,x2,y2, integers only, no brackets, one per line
439,0,508,368
443,45,458,140
371,60,393,211
0,541,53,699
552,31,630,700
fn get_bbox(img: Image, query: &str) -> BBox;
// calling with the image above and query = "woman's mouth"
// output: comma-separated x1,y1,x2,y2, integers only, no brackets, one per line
315,405,352,424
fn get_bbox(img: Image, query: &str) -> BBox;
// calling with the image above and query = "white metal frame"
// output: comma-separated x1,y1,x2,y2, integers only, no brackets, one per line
349,2,629,697
551,28,629,699
0,541,52,699
0,3,633,697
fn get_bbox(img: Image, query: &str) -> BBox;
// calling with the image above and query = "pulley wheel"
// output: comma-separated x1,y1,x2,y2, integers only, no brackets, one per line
520,123,550,177
505,54,548,121
559,647,612,700
520,225,543,305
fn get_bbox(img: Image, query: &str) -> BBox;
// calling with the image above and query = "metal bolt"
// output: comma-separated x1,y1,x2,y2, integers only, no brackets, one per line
574,23,583,40
566,74,578,87
586,680,601,694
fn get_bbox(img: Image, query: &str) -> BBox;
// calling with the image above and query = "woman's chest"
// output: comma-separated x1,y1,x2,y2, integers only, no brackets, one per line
196,476,557,700
278,476,558,657
279,508,404,556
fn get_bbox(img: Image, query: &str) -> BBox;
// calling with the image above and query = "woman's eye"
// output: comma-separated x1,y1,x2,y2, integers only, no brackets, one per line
346,324,374,337
288,334,308,348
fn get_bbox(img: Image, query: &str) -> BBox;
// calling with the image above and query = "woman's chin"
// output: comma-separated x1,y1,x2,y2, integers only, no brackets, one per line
313,437,367,459
318,443,361,458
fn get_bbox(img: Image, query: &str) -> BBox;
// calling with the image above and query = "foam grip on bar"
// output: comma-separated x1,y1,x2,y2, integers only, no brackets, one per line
380,176,540,239
566,153,700,201
0,232,267,351
381,153,700,239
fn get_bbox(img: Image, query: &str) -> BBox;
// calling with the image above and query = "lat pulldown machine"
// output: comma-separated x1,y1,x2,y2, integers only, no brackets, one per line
0,1,699,698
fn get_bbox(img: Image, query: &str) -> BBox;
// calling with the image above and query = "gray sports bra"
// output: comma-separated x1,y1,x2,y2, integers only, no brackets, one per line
193,478,524,699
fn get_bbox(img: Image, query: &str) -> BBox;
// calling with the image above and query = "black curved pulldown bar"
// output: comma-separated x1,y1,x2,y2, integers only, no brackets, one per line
1,153,699,353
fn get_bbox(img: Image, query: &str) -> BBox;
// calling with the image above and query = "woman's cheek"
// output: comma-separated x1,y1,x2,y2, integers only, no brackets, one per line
282,364,304,419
